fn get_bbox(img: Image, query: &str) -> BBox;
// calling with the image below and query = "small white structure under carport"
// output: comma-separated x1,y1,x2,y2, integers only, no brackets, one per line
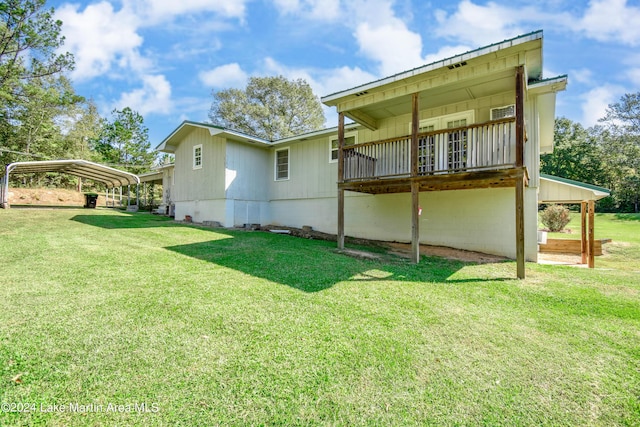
538,173,611,268
1,159,140,209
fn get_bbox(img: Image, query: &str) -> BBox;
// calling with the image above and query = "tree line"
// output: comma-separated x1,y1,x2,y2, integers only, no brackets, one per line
541,94,640,213
1,0,154,191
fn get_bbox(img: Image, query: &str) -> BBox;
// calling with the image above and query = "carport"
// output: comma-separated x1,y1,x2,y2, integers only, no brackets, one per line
538,174,611,268
1,160,140,209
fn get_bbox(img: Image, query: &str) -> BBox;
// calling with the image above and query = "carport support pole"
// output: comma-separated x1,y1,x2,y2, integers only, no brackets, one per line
136,184,140,207
2,166,9,208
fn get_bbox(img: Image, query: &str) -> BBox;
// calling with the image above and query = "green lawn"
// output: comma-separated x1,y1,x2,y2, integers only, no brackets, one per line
542,212,640,271
1,208,639,426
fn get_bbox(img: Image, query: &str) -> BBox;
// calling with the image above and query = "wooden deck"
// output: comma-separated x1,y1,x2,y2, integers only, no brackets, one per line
339,166,528,194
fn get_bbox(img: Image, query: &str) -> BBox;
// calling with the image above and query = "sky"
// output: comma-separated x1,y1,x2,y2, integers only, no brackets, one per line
47,0,640,145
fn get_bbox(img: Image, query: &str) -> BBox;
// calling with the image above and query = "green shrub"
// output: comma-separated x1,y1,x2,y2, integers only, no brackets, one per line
541,204,571,232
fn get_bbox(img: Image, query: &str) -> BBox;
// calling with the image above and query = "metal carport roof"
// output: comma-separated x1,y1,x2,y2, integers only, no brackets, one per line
4,160,139,188
2,160,140,207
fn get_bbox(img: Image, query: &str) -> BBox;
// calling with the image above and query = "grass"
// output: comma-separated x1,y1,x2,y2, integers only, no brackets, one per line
1,208,639,426
541,212,640,271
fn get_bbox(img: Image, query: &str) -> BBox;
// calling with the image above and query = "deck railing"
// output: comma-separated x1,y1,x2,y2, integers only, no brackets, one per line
342,117,517,181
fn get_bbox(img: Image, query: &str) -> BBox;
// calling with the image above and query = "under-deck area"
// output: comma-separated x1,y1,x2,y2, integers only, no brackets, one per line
335,66,528,278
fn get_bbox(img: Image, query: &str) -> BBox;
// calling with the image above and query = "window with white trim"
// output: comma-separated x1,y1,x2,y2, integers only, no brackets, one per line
329,132,357,162
193,144,202,170
275,147,290,180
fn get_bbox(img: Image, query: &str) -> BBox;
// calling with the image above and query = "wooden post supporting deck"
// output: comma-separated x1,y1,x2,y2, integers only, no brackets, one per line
410,93,420,264
515,65,526,279
337,112,345,250
588,200,595,268
581,201,588,264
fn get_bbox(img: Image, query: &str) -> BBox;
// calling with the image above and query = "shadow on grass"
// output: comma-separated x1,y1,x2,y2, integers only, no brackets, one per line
71,213,178,229
165,233,515,293
71,211,515,292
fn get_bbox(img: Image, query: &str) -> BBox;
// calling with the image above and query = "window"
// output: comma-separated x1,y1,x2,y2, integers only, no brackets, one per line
447,118,468,170
193,144,202,170
329,132,357,162
275,147,290,180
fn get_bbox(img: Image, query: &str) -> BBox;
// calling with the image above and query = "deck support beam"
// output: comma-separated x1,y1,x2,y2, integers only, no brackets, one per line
337,112,345,250
515,65,525,279
410,93,420,263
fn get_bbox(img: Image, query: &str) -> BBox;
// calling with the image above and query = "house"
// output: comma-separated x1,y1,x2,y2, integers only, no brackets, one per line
156,30,568,278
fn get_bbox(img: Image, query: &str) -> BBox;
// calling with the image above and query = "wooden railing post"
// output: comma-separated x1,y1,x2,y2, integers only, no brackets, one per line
337,112,345,250
581,201,588,264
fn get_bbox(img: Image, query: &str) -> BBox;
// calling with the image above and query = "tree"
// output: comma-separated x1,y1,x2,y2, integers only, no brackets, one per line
0,0,74,111
541,117,606,185
0,0,76,173
597,93,640,212
209,75,325,140
93,108,154,175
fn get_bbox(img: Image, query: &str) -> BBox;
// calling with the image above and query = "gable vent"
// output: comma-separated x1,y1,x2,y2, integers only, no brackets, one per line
490,104,515,120
447,61,467,70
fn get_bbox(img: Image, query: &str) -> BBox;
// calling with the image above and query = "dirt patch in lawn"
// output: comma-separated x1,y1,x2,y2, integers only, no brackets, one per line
6,188,108,207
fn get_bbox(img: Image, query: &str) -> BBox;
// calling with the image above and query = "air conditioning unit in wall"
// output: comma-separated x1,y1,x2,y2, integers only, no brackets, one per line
490,105,515,121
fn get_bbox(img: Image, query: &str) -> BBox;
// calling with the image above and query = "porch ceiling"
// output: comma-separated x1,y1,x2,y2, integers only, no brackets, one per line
345,69,516,123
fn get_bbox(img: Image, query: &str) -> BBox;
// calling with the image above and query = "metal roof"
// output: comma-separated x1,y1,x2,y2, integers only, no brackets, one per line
539,174,610,203
322,30,544,104
5,160,140,188
156,120,271,152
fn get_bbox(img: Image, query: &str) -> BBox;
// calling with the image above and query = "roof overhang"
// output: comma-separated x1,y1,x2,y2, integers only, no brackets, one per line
5,160,140,188
321,31,547,130
156,121,271,153
539,174,610,203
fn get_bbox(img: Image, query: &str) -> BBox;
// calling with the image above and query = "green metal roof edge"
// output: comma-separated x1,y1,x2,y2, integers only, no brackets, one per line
321,30,543,102
540,173,610,194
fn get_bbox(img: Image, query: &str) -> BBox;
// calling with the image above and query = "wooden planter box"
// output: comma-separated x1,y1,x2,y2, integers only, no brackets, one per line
539,238,611,256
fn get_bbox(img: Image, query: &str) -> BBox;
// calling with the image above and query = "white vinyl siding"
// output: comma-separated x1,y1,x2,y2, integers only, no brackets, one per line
275,147,290,180
193,144,202,169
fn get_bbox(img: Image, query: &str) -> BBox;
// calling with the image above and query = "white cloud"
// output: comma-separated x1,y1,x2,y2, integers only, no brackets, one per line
355,21,423,76
626,68,640,86
433,1,527,46
125,0,247,24
199,63,249,88
272,0,341,21
575,0,640,46
56,2,144,80
262,57,376,99
115,75,172,116
580,84,626,127
568,68,593,85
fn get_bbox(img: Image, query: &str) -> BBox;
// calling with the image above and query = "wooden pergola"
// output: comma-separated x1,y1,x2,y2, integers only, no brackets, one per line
538,174,610,268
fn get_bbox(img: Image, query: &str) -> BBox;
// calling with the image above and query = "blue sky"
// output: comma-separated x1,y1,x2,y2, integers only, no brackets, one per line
48,0,640,145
